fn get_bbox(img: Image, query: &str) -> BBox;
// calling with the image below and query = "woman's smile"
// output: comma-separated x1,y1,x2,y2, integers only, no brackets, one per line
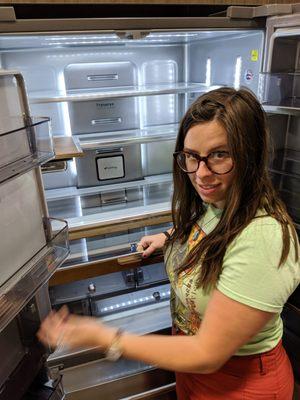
184,120,235,209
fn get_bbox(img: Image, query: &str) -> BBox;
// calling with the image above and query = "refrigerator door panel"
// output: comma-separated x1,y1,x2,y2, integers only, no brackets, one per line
0,74,31,165
0,169,46,286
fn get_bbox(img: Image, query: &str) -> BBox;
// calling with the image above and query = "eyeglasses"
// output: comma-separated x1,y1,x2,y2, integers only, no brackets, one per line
173,150,233,175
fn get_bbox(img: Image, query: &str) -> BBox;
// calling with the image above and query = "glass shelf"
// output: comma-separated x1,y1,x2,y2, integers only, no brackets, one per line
46,173,172,202
0,218,69,333
259,72,300,112
77,123,178,149
263,105,300,116
46,174,172,232
0,117,54,185
63,223,171,268
29,82,221,104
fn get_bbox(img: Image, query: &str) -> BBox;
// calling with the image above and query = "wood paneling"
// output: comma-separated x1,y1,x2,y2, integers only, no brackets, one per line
49,252,164,286
1,0,299,5
53,136,83,160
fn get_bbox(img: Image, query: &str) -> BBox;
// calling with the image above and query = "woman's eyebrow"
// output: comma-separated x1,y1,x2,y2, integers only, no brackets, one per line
183,145,228,153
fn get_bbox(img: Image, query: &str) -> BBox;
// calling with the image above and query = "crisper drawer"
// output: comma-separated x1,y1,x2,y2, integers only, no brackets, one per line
68,98,139,134
65,62,136,90
75,145,142,188
65,61,138,135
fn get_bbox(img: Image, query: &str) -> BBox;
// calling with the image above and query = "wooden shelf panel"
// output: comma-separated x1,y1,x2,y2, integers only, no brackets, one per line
53,136,83,160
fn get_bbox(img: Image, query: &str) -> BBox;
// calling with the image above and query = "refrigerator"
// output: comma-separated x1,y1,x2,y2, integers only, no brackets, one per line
0,4,299,399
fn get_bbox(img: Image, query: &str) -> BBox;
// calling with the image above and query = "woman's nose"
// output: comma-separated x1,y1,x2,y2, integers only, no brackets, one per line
195,161,213,178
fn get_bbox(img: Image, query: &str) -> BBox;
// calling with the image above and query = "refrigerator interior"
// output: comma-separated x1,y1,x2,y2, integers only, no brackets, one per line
2,24,300,399
0,29,264,231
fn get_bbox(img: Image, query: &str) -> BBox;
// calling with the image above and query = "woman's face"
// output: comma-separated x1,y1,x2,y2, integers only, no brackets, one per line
183,120,235,209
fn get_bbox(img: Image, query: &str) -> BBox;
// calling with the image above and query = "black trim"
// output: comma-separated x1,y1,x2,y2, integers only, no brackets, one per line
12,4,230,19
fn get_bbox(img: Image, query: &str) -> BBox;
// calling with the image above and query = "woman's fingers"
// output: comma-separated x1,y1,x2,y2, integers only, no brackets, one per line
57,305,70,321
142,243,156,257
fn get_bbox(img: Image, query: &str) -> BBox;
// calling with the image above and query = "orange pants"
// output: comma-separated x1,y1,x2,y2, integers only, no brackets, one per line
173,328,294,400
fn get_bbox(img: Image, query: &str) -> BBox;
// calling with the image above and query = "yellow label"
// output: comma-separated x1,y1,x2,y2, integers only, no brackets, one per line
251,49,259,62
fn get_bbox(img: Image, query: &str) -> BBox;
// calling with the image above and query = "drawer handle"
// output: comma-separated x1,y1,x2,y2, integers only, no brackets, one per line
87,74,118,81
91,117,122,125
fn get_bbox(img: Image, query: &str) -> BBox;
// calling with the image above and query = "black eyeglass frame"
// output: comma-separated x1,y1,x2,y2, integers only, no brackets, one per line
173,150,234,175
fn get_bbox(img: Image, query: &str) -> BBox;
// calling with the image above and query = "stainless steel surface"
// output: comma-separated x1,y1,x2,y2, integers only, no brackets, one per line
62,364,174,400
65,61,136,91
66,61,139,135
75,145,143,188
69,98,139,135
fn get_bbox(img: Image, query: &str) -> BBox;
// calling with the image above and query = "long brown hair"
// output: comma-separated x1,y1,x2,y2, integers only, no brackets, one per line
171,87,299,292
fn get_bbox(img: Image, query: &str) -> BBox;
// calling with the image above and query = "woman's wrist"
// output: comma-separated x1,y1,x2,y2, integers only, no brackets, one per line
163,231,171,240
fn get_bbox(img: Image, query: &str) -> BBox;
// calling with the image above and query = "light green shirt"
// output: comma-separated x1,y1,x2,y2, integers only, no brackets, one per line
165,204,300,355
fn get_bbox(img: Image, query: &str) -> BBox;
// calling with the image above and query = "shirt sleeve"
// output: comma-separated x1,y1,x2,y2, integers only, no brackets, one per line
217,218,300,313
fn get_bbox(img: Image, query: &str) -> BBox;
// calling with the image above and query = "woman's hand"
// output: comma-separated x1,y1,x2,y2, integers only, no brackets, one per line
138,233,167,257
37,306,115,351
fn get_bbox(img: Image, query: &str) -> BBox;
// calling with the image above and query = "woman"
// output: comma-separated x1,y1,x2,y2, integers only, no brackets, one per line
38,87,300,399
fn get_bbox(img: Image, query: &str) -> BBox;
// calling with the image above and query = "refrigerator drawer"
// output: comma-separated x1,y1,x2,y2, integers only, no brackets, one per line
68,98,139,134
62,363,175,400
65,62,136,90
75,145,142,188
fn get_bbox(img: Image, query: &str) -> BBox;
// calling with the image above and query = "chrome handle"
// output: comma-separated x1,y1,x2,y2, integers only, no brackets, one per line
87,74,118,81
91,117,122,125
